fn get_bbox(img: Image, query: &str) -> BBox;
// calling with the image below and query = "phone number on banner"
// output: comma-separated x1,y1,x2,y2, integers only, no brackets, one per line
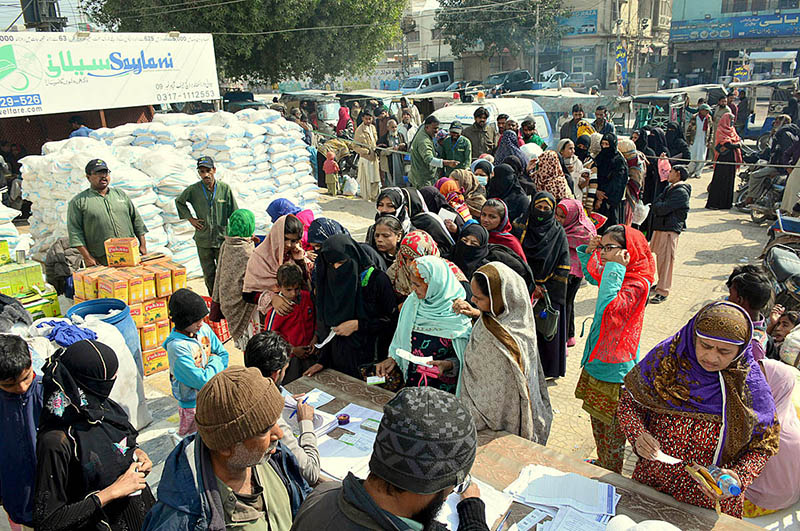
0,94,42,108
155,89,217,102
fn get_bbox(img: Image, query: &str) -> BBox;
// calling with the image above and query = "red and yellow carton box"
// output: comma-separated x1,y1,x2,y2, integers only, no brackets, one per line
118,269,143,305
129,302,143,328
143,297,168,324
130,267,156,301
83,267,110,299
140,323,158,351
73,296,87,305
104,237,141,267
145,265,172,298
97,274,128,302
155,319,170,346
162,261,187,291
201,295,231,342
142,347,168,376
72,270,86,299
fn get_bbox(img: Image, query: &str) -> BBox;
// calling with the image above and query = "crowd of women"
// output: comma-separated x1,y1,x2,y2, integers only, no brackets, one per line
195,113,800,521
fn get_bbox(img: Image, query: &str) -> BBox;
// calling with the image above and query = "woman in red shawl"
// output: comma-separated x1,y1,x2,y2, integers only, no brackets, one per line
574,224,655,473
556,199,597,347
706,113,742,210
335,106,354,138
479,199,527,263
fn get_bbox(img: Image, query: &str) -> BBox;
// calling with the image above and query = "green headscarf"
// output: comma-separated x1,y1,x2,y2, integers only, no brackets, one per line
227,209,255,238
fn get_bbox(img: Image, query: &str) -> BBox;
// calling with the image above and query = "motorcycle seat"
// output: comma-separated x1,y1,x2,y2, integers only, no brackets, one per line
765,245,800,283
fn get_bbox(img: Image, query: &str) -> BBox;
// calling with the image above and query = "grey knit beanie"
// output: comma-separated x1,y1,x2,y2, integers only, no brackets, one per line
369,386,477,494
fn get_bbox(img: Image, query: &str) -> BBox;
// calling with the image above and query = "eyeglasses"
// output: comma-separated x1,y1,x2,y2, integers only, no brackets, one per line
598,244,623,252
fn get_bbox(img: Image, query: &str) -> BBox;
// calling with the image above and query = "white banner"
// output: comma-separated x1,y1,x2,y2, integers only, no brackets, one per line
0,32,220,117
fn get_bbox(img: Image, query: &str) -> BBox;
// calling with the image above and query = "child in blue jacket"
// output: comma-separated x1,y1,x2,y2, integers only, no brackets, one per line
164,289,228,437
0,334,43,530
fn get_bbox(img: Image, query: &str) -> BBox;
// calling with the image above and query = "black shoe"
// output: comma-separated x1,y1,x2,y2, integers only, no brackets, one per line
650,294,667,304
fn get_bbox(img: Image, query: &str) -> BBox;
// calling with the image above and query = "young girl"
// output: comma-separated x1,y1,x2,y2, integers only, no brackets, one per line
575,224,655,473
377,255,472,394
555,199,597,347
369,215,404,268
479,199,526,263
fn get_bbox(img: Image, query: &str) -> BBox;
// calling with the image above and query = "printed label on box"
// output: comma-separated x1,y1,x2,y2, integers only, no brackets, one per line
142,347,168,376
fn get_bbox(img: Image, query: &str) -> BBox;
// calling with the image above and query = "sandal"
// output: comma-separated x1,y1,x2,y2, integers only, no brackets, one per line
650,294,668,304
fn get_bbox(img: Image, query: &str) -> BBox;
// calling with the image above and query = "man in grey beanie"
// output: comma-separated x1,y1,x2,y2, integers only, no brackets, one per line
290,386,489,531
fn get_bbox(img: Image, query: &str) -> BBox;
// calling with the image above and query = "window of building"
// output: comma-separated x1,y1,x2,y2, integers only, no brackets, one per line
431,28,442,40
406,30,420,42
653,0,671,28
778,0,799,8
722,0,771,12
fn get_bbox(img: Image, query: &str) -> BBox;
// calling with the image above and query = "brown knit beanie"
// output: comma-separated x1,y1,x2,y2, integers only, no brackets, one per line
196,367,283,451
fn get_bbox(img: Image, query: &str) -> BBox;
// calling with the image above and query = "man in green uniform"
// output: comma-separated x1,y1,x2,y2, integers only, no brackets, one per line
408,115,458,189
175,156,239,295
440,121,472,176
67,159,148,266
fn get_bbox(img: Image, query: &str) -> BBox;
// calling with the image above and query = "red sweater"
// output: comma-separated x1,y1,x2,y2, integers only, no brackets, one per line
264,290,316,348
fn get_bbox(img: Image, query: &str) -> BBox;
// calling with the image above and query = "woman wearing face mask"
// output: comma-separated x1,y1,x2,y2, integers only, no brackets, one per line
376,256,473,394
558,139,585,202
368,215,404,268
469,159,493,186
575,135,592,164
593,133,629,228
575,224,655,474
303,234,397,379
618,301,779,518
458,262,553,442
522,192,571,379
486,164,530,227
479,199,527,263
244,214,312,316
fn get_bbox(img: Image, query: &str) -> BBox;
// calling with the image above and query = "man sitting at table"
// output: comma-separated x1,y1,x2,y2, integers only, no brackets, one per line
245,331,321,485
290,386,490,531
144,367,310,530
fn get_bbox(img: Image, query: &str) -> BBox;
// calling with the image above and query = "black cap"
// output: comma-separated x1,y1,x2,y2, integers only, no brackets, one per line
197,156,215,169
85,159,108,174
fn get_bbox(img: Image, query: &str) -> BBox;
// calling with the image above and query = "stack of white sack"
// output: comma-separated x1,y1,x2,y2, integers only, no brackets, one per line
19,110,322,271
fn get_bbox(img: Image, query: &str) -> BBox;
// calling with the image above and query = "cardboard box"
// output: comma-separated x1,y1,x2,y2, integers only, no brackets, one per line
0,240,11,265
130,267,156,301
73,296,87,305
20,289,60,319
0,263,27,296
117,269,143,305
129,302,143,328
143,297,168,324
97,274,128,302
163,261,187,291
83,267,110,299
142,347,168,376
104,237,140,267
72,270,86,299
202,296,231,343
145,265,173,298
140,323,158,351
24,262,45,293
156,319,170,346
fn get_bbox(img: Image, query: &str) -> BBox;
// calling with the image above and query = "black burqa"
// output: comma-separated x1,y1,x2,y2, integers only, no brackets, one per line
575,134,592,164
487,163,530,225
452,222,535,293
503,154,536,195
316,234,397,376
34,340,154,531
593,133,628,228
665,121,690,165
521,192,570,378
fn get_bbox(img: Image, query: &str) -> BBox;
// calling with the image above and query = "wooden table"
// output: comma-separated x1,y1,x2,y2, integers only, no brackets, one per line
286,370,762,531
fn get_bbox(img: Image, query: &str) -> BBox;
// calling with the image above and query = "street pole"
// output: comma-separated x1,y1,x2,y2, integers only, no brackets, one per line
534,2,540,80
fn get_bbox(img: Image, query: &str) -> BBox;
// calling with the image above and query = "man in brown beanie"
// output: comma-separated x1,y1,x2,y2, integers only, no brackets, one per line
144,367,310,531
290,386,488,531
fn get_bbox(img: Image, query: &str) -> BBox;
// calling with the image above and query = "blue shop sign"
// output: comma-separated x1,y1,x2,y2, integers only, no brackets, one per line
671,12,800,42
561,9,598,36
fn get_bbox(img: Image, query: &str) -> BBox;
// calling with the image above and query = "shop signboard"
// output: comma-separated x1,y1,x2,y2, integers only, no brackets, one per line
561,10,598,36
0,32,219,117
670,12,800,42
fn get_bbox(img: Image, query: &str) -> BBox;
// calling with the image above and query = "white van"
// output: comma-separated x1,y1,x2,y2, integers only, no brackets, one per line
400,71,452,95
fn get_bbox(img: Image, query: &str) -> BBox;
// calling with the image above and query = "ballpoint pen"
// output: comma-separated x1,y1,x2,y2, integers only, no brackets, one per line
289,395,309,419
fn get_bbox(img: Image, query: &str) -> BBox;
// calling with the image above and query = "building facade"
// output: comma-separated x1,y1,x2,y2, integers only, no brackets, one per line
669,0,800,84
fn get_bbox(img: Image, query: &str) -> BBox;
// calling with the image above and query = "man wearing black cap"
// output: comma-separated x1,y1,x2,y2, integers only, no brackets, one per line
290,387,489,531
175,156,239,295
67,159,148,266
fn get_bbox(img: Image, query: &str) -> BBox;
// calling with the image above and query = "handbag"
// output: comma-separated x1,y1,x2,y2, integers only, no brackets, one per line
534,288,560,342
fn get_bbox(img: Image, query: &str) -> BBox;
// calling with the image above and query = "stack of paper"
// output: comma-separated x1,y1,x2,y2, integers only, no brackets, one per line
504,465,620,526
282,388,336,409
318,403,384,480
437,478,512,530
280,405,338,438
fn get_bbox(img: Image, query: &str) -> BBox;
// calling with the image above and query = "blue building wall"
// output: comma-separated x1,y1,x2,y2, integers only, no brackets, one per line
671,0,800,43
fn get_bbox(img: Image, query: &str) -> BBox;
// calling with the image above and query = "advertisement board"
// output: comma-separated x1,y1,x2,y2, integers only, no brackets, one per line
670,12,800,42
561,9,598,36
0,32,219,117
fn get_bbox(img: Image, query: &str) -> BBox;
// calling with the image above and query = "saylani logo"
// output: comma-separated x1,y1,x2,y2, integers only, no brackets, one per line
47,50,176,78
0,44,45,92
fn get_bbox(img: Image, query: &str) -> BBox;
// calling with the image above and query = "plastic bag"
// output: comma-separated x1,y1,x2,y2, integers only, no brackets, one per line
658,157,671,182
632,200,650,225
342,176,359,196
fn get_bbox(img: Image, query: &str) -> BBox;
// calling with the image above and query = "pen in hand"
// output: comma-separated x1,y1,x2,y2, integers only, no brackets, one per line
289,395,309,419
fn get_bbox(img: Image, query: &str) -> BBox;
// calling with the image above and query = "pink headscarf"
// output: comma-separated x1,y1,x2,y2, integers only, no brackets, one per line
336,106,352,134
557,198,596,278
745,360,800,511
435,177,451,190
714,113,743,166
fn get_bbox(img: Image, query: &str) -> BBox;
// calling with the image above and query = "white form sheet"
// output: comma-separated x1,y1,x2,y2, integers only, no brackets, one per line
317,403,384,480
437,478,512,530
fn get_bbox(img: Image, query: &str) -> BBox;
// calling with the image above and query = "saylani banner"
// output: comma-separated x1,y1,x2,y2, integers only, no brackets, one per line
670,12,800,42
0,32,220,117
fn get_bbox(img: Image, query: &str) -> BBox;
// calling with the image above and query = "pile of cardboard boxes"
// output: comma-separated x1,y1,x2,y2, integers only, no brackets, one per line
0,240,61,320
72,238,187,377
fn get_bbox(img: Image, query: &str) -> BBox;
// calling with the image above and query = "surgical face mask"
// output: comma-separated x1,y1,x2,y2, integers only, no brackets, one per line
476,175,488,186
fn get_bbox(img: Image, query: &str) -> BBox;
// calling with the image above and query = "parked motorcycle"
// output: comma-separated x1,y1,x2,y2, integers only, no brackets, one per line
764,243,800,311
750,173,787,224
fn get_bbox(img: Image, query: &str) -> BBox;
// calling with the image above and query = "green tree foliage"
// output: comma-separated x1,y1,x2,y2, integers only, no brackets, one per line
84,0,405,82
435,0,571,58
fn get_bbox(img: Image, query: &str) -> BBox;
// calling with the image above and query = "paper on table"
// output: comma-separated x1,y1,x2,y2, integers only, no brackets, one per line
284,388,336,410
438,208,458,222
315,329,336,348
504,465,616,516
281,406,337,437
437,478,512,530
318,403,384,481
549,507,606,531
654,450,682,465
516,509,550,531
395,348,433,367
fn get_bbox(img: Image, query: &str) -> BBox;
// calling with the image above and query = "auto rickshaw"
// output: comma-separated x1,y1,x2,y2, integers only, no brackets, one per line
278,90,340,136
632,92,686,131
729,77,799,150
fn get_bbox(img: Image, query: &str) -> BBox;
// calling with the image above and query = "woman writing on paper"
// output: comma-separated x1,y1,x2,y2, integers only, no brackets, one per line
618,302,780,518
